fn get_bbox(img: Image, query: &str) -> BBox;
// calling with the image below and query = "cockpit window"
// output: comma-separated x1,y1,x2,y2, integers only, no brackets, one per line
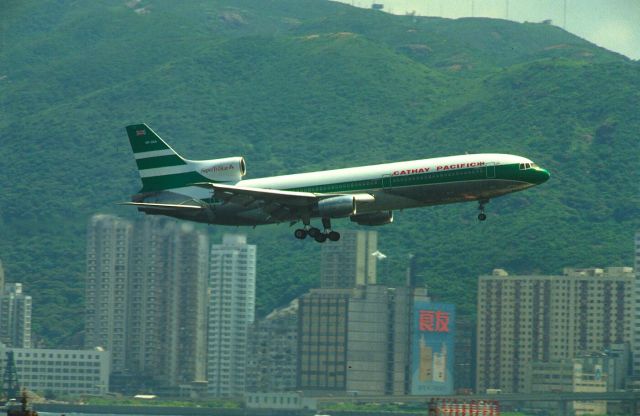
520,162,538,170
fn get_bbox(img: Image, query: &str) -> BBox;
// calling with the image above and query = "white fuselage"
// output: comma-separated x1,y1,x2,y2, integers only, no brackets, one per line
160,153,544,225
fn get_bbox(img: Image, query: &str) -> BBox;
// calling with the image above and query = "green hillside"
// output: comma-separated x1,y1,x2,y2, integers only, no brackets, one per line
0,0,638,346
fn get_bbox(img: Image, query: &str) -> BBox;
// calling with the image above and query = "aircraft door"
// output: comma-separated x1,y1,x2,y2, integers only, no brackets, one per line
382,174,392,188
485,163,496,179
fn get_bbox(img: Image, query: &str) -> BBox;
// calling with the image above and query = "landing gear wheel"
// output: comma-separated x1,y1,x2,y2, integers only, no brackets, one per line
294,229,307,239
315,233,327,243
308,227,321,238
477,199,489,222
328,231,341,241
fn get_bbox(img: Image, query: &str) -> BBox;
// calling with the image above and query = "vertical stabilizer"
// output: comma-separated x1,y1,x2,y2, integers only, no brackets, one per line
126,124,199,192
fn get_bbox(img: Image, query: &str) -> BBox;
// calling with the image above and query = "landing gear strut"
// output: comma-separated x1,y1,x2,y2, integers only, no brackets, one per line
322,218,341,242
294,215,312,240
477,199,489,221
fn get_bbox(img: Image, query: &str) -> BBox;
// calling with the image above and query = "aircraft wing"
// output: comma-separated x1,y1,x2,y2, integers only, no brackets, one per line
118,202,203,211
194,183,322,207
194,182,374,217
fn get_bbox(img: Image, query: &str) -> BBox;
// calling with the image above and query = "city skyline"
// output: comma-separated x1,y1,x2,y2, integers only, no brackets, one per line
1,215,636,404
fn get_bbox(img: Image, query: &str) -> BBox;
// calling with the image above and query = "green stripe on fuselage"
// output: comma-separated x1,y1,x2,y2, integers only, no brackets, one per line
285,163,540,194
136,155,187,170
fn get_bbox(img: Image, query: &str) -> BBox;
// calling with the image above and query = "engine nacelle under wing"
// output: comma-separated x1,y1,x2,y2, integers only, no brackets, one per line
317,195,356,218
191,157,246,182
350,210,393,226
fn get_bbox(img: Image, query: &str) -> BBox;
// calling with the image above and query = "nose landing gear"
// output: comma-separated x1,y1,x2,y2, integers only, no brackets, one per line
478,199,489,221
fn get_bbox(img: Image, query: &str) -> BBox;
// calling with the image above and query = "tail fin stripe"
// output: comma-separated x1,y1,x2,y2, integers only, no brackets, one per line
141,171,213,192
136,155,187,170
134,149,177,159
139,165,195,178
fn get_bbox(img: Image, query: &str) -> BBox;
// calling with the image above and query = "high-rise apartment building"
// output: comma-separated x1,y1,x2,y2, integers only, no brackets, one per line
476,267,634,393
126,216,168,380
347,285,424,395
297,285,432,395
297,288,351,393
163,222,209,386
86,215,209,390
0,283,32,348
0,260,5,290
207,234,256,397
633,231,640,376
454,317,476,393
320,230,377,288
246,300,298,393
85,214,131,372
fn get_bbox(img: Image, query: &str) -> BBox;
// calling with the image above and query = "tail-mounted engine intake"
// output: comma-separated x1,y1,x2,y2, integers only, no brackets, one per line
350,210,393,226
192,157,246,182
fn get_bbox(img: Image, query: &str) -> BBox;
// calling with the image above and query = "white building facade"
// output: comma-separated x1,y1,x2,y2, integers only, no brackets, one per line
0,345,110,396
207,234,256,397
0,283,32,348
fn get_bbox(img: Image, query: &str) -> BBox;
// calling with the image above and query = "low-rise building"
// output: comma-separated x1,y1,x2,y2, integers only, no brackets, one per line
245,392,317,411
0,344,110,396
525,351,628,415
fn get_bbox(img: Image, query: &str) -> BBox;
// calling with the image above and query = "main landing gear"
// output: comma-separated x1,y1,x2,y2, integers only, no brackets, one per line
477,199,489,221
294,217,341,243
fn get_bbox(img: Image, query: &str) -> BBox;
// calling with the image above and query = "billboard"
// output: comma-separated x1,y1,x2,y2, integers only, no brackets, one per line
411,301,455,395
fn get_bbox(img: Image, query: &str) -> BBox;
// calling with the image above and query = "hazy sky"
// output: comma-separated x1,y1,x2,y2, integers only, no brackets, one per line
335,0,640,60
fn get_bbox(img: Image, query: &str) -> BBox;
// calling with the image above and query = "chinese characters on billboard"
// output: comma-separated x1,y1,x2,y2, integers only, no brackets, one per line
411,302,455,395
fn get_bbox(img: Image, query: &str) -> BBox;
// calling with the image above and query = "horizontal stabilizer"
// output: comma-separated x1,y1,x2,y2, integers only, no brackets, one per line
118,202,203,211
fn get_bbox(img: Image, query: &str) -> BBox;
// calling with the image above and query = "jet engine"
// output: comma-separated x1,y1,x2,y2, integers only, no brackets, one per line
350,210,393,226
192,157,246,182
317,195,357,217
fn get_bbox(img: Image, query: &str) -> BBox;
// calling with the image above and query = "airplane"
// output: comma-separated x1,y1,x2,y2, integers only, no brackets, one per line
122,123,550,242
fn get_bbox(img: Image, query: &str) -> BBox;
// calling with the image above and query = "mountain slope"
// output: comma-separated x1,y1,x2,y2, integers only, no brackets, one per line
0,0,638,345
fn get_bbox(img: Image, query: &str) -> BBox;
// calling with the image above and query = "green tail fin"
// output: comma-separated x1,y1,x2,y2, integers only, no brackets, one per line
126,124,203,192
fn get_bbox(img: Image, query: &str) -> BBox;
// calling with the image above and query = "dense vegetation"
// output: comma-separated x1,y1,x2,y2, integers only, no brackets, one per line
1,0,638,346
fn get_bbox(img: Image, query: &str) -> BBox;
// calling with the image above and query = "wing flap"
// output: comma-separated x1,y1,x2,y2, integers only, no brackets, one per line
119,202,203,211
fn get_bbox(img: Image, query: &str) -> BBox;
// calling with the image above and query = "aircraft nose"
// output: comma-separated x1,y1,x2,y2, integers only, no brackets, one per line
536,168,550,184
